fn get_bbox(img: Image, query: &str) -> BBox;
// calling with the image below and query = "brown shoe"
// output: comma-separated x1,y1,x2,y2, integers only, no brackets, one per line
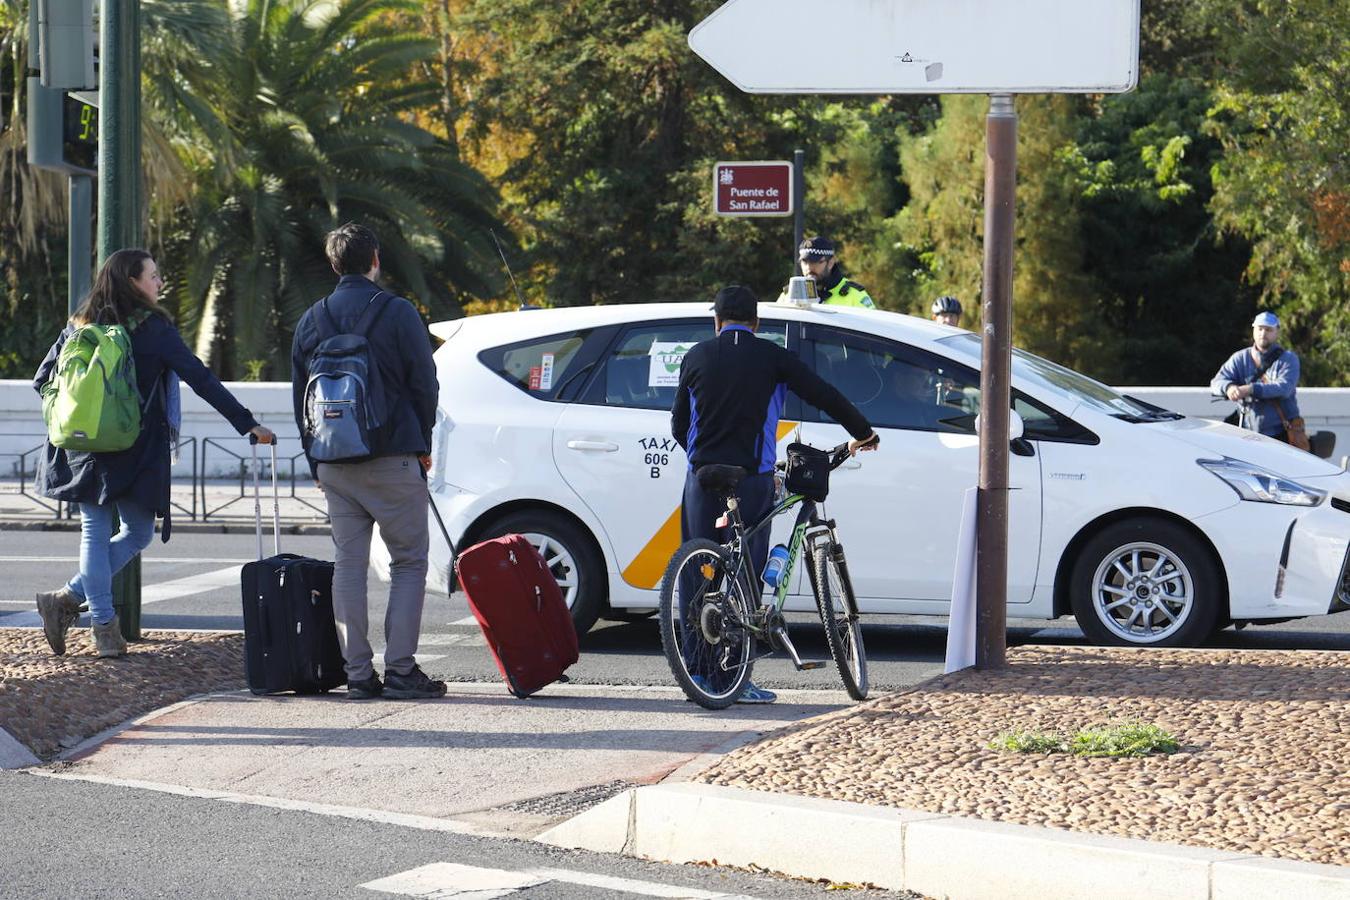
92,615,128,658
35,588,84,656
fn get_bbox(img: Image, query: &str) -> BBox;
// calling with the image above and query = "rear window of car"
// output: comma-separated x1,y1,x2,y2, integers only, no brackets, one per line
479,329,596,400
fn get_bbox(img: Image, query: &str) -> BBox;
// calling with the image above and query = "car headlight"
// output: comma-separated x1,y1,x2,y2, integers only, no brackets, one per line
1197,458,1326,507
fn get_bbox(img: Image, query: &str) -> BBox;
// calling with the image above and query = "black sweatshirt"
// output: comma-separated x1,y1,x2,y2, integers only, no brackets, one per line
671,325,872,474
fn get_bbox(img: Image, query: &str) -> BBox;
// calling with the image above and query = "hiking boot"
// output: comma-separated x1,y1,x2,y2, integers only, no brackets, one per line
382,665,446,700
35,588,84,656
346,674,383,700
92,615,128,659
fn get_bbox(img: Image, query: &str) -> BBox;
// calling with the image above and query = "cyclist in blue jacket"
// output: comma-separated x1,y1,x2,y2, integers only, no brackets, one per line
671,284,877,702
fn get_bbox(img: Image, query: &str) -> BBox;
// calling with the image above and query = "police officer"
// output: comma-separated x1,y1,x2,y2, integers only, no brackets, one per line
672,285,878,703
798,237,875,308
931,295,962,327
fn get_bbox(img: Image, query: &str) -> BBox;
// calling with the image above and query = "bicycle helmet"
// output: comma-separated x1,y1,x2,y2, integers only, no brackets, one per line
931,295,962,317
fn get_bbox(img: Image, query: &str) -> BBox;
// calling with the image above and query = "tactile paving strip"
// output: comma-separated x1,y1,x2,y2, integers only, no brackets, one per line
496,779,636,817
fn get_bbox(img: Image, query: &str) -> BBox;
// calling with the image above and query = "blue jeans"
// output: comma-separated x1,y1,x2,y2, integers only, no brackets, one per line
66,499,156,625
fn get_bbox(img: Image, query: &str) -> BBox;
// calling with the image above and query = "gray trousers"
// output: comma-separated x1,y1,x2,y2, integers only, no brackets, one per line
317,454,429,681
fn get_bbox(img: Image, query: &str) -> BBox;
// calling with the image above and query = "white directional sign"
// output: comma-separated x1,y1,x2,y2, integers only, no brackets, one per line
689,0,1140,94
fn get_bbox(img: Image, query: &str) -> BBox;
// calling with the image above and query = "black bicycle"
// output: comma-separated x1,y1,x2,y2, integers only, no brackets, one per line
658,439,875,709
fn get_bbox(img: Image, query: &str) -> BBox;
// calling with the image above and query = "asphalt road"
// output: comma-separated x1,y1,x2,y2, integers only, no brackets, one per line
0,769,917,899
3,530,1348,695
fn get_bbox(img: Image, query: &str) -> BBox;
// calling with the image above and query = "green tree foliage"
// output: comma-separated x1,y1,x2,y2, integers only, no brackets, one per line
1201,0,1350,383
163,0,508,378
455,0,895,307
1062,76,1257,384
891,95,1106,374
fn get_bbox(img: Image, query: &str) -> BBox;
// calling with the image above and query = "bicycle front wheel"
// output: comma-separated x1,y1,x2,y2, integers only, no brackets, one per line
811,541,869,701
658,538,755,709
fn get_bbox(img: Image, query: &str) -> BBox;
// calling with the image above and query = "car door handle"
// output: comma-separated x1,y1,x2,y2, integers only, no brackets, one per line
566,440,620,452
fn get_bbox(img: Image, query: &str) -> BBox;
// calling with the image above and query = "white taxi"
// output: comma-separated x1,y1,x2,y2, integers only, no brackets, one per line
381,301,1350,648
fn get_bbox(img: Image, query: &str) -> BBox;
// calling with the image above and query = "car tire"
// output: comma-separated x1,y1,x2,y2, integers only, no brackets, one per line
1069,517,1221,648
478,509,607,637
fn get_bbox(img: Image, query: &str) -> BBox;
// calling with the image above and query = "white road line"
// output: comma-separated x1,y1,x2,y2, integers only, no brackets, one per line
29,770,496,836
140,565,242,604
0,564,243,626
0,557,251,565
449,616,479,627
360,862,761,899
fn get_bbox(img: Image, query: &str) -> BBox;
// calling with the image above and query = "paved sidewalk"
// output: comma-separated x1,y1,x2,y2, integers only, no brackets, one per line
5,628,1348,898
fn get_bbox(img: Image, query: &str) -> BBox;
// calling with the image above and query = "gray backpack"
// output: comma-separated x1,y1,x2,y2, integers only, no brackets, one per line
303,291,391,462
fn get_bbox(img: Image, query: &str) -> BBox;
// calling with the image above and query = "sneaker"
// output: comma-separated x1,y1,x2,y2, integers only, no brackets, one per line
737,682,777,704
346,674,383,700
382,665,447,700
35,588,83,656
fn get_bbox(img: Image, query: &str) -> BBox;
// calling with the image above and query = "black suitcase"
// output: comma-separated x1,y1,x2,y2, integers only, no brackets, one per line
240,438,346,695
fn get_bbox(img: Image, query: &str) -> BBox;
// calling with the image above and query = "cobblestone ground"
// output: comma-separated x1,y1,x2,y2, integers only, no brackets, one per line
698,645,1350,867
0,628,245,759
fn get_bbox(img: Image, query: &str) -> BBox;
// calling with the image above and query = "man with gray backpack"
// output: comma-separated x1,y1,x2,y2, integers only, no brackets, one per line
290,223,444,700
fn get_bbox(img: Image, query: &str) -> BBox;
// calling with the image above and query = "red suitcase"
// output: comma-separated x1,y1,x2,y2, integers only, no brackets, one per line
454,534,579,698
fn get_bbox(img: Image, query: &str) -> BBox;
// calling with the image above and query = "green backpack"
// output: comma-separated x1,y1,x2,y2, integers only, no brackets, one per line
41,323,144,453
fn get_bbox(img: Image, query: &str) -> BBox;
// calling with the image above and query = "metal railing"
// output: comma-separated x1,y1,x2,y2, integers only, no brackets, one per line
0,435,325,524
199,437,327,523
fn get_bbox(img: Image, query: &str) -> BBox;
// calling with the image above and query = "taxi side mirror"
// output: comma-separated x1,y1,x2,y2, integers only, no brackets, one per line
972,410,1026,443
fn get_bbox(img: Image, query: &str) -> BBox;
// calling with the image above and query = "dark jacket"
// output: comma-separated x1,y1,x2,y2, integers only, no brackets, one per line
33,314,258,540
672,324,872,474
290,274,439,478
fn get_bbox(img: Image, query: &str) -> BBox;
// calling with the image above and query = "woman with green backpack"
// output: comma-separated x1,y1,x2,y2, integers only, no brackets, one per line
32,249,275,658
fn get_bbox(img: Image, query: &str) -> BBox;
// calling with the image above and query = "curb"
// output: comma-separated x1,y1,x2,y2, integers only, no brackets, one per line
0,520,329,535
536,782,1350,900
0,726,40,770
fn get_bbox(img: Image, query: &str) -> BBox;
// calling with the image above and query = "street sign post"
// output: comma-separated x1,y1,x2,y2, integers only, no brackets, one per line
713,161,794,217
690,0,1139,94
691,0,1140,670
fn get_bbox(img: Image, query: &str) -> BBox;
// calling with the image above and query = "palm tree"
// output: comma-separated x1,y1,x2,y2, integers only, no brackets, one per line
161,0,508,378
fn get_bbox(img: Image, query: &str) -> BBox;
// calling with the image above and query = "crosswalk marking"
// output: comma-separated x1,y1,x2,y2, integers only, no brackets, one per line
360,862,761,899
0,564,243,626
0,556,250,564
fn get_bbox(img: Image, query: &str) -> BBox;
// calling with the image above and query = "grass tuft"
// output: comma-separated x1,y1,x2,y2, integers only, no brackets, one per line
1069,723,1180,758
990,722,1180,758
988,730,1066,754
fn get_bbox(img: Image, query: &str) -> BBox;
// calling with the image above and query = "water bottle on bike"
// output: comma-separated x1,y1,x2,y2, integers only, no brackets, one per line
762,544,790,589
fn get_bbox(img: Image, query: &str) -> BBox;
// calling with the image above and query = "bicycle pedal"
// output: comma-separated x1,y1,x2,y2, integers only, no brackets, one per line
796,660,828,671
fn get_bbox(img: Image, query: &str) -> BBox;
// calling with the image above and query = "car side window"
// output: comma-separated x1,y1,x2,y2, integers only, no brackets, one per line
585,320,787,411
806,328,978,433
478,329,597,400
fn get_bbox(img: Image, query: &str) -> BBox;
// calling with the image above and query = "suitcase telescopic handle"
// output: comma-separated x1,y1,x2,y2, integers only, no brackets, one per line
250,435,281,560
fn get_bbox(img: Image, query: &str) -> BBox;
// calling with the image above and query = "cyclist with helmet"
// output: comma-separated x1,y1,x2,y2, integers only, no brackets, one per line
796,237,875,309
931,295,963,327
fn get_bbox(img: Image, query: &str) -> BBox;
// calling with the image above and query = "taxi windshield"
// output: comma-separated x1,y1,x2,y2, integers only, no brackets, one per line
937,332,1167,420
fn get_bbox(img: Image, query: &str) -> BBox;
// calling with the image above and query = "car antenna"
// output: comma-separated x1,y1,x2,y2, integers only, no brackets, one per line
490,229,537,311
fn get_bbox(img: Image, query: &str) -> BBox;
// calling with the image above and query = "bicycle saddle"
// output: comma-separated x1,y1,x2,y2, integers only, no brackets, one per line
696,464,747,496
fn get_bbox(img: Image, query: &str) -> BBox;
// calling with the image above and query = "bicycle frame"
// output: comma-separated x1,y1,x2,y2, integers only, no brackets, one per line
719,490,832,628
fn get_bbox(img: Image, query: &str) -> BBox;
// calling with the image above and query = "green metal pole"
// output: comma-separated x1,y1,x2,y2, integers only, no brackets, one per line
100,0,143,641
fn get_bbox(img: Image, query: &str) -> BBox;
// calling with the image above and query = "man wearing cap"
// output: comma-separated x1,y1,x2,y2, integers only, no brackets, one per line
671,285,878,703
1210,312,1305,446
797,237,875,309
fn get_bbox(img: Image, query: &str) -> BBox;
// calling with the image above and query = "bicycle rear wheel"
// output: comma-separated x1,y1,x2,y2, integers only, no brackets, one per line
811,541,869,701
658,538,755,709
